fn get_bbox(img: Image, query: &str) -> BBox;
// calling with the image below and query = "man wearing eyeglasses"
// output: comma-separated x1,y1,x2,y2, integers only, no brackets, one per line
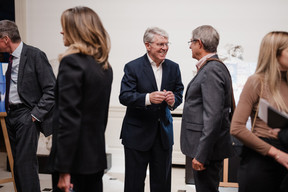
119,27,184,192
180,25,234,192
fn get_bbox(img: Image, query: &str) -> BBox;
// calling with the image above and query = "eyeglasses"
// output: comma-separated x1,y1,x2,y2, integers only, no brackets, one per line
188,39,199,45
150,42,171,48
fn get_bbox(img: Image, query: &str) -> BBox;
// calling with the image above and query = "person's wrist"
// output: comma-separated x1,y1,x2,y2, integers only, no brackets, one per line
169,101,175,107
274,150,280,160
268,146,279,160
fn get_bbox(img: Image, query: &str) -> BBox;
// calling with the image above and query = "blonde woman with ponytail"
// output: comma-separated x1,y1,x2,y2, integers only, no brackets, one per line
231,31,288,192
49,6,113,192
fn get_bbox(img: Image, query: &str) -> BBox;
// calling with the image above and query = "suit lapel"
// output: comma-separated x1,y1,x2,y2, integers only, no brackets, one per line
185,54,220,99
185,72,198,99
161,61,168,91
143,54,158,91
18,44,28,88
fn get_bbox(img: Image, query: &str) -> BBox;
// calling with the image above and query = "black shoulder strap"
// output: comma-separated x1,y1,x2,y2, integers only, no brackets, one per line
205,58,236,118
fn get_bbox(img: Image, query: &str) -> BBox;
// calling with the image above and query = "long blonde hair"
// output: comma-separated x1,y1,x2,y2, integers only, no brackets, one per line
60,6,110,69
255,31,288,112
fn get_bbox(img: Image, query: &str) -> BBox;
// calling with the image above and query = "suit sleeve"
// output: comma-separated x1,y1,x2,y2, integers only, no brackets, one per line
54,56,83,172
119,63,146,108
278,129,288,148
30,50,55,121
195,63,226,164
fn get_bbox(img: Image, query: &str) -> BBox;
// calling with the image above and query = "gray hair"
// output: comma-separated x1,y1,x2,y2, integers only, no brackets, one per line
143,27,169,43
192,25,219,53
0,20,21,43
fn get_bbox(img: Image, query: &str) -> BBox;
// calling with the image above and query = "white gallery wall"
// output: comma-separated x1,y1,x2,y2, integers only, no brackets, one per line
14,0,288,162
16,0,288,108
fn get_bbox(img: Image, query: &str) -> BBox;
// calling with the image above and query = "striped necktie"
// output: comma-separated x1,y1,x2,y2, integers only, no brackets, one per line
5,55,13,111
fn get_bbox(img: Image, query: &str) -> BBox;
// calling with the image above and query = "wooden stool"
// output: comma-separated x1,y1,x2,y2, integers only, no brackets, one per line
0,112,17,192
220,158,238,187
185,156,239,188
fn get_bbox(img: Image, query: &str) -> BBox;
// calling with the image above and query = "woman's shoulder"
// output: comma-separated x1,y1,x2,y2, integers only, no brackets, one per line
61,53,94,65
240,73,264,100
246,74,263,87
61,53,89,60
59,53,90,71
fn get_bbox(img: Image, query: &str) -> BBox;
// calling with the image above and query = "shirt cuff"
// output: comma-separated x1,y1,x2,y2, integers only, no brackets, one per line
31,114,41,122
145,93,151,106
169,101,175,108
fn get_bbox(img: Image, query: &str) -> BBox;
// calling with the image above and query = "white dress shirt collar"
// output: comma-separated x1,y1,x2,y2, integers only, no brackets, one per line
11,41,23,58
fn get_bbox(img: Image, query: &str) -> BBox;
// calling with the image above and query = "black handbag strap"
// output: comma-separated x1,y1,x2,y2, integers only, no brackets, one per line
251,80,263,131
205,57,263,131
205,58,236,119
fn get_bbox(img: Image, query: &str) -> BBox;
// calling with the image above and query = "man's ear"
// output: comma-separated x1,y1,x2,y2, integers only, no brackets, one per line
198,39,204,49
145,42,151,51
3,36,9,44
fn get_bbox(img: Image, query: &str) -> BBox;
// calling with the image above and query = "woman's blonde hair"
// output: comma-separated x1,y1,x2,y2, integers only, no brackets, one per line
255,31,288,112
60,6,110,69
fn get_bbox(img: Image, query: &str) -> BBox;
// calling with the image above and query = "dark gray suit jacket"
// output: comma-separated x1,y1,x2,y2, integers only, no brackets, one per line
17,43,55,136
180,55,234,164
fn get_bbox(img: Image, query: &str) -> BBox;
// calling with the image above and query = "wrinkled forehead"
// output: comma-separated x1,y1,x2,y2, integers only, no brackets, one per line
153,34,168,42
